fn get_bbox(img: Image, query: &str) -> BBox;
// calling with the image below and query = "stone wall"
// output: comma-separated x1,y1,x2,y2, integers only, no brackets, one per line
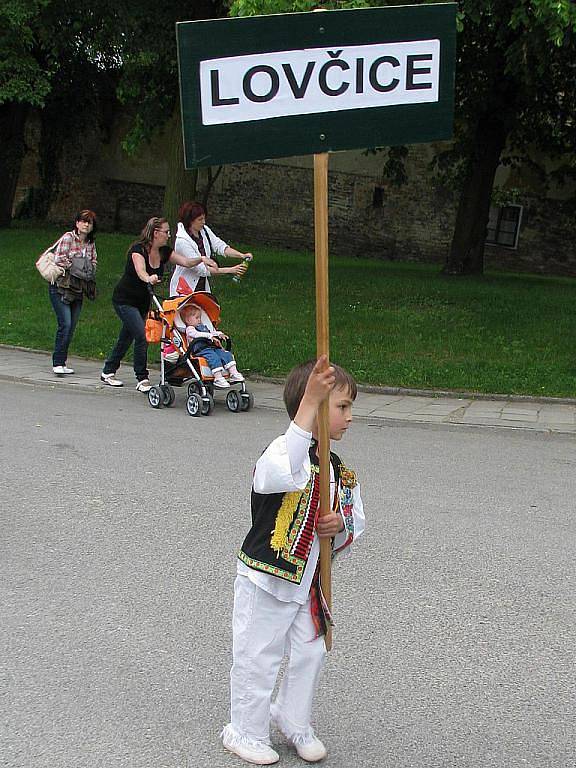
205,146,457,263
489,196,576,276
15,109,576,276
93,180,165,233
204,152,576,276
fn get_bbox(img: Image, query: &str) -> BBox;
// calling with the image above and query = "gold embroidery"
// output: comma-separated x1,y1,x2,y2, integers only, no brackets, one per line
270,491,300,556
339,465,357,488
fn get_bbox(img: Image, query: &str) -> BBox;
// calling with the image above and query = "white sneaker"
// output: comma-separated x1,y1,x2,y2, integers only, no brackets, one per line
291,732,327,762
135,378,152,393
53,365,74,375
213,378,230,389
270,704,327,762
100,373,123,387
221,725,279,765
228,372,245,383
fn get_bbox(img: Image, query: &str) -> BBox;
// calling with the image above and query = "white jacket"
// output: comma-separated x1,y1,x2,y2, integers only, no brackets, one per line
170,222,228,295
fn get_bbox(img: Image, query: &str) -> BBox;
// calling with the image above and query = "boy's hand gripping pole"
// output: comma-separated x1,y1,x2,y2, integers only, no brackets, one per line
314,152,333,652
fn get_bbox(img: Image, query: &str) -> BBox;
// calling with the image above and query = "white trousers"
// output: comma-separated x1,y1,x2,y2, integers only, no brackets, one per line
228,574,326,742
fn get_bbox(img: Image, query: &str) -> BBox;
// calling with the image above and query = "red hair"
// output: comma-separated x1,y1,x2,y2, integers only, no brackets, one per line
178,201,206,231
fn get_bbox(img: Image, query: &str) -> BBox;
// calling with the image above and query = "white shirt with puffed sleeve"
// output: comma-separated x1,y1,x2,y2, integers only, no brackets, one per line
237,421,365,604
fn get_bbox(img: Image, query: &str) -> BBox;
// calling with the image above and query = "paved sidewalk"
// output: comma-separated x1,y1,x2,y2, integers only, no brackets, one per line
1,345,575,434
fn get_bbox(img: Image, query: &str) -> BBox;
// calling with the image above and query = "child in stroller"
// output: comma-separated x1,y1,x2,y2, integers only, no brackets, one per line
148,290,253,415
179,303,245,389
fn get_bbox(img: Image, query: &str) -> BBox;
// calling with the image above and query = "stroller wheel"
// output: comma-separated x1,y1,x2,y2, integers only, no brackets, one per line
187,381,200,398
186,392,203,417
240,391,255,412
160,384,175,407
226,390,241,413
201,393,215,416
148,386,163,409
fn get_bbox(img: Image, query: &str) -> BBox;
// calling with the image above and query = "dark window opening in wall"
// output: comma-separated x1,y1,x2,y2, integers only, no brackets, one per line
486,204,523,249
372,186,385,208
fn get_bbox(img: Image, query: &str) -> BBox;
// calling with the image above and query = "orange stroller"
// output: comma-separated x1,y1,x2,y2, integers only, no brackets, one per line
147,289,254,416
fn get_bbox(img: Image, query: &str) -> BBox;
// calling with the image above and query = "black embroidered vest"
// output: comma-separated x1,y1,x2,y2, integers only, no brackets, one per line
238,447,342,584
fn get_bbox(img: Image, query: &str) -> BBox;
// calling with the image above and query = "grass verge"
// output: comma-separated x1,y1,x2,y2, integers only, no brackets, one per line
1,224,575,397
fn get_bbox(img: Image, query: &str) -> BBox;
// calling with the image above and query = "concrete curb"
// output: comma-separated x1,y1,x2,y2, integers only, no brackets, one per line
3,342,576,405
2,344,576,435
246,375,576,406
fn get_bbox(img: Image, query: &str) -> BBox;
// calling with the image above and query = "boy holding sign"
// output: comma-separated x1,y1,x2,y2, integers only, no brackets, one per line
222,356,365,764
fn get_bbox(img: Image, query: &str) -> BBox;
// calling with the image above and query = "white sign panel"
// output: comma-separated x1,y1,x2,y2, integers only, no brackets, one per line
200,40,440,126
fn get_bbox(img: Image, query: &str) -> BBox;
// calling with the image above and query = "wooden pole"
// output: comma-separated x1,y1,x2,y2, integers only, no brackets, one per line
314,152,333,652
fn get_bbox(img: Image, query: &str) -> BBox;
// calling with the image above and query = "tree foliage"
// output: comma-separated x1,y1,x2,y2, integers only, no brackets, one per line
0,0,127,226
443,0,576,273
0,0,126,108
230,0,576,274
0,0,226,227
0,0,52,106
3,0,575,268
112,1,228,223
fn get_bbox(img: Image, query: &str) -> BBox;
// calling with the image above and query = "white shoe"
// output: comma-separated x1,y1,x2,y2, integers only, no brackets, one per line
135,379,152,393
270,704,327,762
53,365,74,375
228,372,245,383
213,378,230,389
100,373,123,387
221,725,279,765
291,733,327,763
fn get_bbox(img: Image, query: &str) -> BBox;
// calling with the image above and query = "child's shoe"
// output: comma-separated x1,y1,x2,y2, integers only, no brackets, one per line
221,724,279,765
270,704,327,762
289,731,326,762
213,377,230,389
226,362,245,383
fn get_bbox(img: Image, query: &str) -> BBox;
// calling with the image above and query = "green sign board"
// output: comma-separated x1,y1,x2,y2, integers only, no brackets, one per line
177,4,456,168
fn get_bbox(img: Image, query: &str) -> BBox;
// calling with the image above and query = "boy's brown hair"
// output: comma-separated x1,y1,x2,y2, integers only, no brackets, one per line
283,359,357,420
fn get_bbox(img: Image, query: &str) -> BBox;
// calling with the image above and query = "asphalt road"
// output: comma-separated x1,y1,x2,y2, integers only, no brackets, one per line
1,381,575,768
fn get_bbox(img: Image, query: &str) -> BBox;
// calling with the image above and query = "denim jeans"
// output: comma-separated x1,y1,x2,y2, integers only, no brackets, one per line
48,285,83,366
103,303,149,381
197,345,234,373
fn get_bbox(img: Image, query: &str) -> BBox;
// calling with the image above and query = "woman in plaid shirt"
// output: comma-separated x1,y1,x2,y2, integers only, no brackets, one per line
50,209,98,375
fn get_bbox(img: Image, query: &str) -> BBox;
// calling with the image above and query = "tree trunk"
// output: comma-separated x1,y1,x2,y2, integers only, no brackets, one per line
443,114,509,275
200,165,223,207
162,104,198,227
0,102,29,227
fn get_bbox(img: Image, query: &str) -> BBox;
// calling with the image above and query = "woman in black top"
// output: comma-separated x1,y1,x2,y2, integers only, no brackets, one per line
100,217,214,391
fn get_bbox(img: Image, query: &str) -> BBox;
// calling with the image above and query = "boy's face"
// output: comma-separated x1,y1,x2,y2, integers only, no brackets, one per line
182,305,201,326
329,386,354,440
312,385,354,441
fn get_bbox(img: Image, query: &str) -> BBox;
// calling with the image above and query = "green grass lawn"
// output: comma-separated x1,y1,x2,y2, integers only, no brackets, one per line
1,224,576,397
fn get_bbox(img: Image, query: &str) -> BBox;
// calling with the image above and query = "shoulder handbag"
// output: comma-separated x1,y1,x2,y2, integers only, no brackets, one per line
145,310,163,343
193,228,218,292
35,235,66,283
204,228,220,267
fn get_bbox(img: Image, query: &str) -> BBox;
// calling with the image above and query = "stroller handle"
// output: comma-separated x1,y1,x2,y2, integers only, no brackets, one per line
147,283,163,312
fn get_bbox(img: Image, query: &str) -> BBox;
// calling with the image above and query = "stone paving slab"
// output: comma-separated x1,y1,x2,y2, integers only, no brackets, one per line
1,345,576,434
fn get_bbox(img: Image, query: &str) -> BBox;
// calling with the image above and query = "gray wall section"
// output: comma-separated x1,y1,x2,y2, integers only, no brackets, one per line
14,110,576,276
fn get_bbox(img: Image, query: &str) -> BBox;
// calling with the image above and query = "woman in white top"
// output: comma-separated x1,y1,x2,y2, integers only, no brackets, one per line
170,201,252,296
